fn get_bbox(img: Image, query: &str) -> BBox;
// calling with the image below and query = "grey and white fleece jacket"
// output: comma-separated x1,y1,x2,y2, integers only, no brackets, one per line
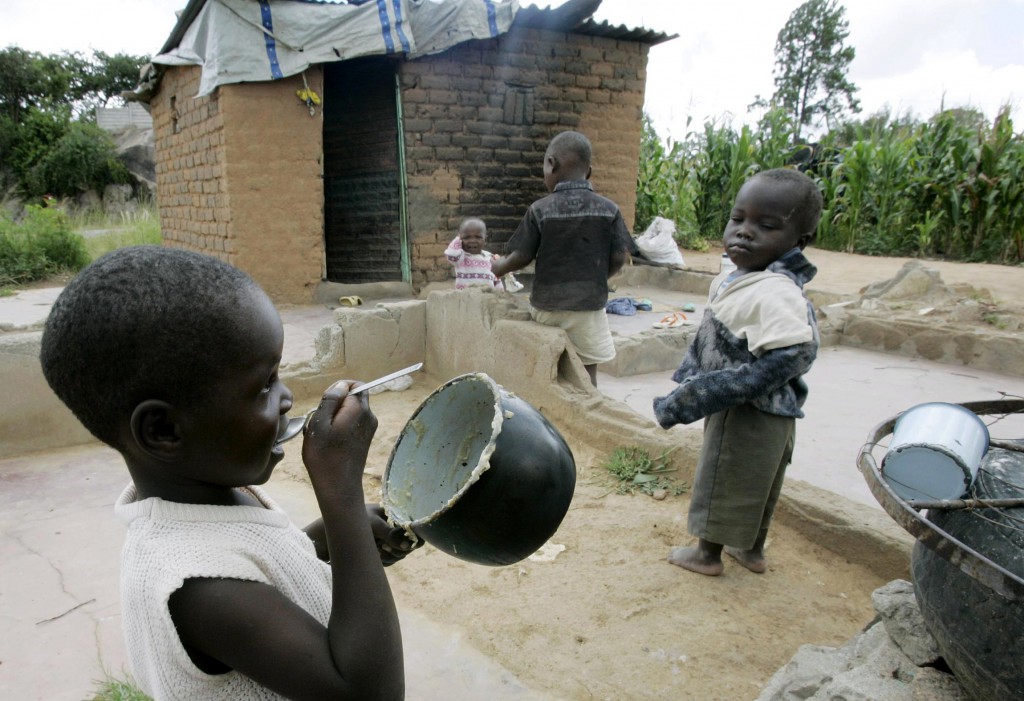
653,248,819,428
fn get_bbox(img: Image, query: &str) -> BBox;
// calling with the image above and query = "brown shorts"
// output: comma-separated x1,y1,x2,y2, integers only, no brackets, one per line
531,308,615,365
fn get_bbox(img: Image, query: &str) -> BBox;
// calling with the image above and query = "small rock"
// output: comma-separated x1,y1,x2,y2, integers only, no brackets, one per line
911,666,970,701
528,542,565,562
872,580,941,666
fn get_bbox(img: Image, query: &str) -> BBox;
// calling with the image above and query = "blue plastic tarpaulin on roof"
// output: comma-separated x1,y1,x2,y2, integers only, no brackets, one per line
154,0,519,97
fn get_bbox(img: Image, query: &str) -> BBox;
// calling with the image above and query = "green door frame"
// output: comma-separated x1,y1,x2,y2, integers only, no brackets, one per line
394,71,410,283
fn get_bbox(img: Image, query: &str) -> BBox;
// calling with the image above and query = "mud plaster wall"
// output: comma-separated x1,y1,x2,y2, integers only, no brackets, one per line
288,287,689,463
400,27,649,287
152,29,649,301
152,65,325,302
838,316,1024,377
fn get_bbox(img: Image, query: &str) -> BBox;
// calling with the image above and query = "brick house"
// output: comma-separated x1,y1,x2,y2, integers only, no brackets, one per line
142,0,673,303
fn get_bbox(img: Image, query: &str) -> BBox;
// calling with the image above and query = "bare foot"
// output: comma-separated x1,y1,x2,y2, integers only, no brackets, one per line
723,546,767,574
667,546,723,576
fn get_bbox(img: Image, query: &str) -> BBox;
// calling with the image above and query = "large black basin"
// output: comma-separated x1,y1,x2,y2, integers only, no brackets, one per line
911,447,1024,701
381,373,576,566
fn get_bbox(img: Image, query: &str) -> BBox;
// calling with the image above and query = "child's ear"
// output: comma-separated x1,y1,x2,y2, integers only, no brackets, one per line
797,232,813,249
130,400,183,461
547,154,559,172
585,165,592,180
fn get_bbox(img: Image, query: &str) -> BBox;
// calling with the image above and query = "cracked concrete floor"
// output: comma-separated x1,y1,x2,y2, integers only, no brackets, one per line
0,444,127,700
0,443,561,701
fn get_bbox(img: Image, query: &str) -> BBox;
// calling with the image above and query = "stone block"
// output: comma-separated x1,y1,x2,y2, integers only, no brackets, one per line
871,580,941,666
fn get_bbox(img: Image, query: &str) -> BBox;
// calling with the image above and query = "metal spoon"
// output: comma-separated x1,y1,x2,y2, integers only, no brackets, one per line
274,362,424,446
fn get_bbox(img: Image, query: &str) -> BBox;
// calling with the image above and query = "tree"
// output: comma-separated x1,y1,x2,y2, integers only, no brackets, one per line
0,46,148,198
78,50,151,114
0,47,148,119
767,0,860,142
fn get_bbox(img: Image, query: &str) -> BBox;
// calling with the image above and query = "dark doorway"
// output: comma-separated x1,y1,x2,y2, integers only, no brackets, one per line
322,57,405,282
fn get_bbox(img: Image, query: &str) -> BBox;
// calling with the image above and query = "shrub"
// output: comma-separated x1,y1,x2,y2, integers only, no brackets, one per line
28,121,133,199
88,674,152,701
0,205,88,285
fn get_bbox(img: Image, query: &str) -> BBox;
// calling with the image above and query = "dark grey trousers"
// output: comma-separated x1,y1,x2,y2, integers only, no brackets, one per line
687,403,795,549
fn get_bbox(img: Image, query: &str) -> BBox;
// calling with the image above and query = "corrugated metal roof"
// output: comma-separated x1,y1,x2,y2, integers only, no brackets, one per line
515,0,677,46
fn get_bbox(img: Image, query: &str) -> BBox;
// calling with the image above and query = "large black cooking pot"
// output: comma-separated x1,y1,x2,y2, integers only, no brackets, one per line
381,373,576,566
911,446,1024,701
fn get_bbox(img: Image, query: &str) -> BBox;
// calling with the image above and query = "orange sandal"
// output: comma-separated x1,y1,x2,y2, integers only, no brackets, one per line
652,311,687,329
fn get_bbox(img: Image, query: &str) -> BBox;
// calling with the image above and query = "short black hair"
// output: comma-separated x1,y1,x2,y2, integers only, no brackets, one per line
40,246,265,450
754,168,824,240
548,130,592,169
459,218,487,238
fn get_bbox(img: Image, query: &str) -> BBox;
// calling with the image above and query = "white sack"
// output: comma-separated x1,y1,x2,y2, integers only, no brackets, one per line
635,217,685,267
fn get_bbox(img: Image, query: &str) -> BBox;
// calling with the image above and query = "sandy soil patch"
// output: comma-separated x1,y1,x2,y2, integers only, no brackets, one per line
267,249,1023,700
682,246,1022,301
274,381,889,701
684,246,1024,334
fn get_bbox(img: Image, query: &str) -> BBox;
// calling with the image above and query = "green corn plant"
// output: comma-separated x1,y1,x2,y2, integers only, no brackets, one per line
636,103,1023,264
754,105,799,171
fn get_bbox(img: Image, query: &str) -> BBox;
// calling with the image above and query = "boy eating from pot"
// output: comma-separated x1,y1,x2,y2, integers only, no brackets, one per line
41,245,417,700
653,168,822,576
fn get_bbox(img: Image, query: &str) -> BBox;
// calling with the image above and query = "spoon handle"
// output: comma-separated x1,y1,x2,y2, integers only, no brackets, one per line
350,362,424,395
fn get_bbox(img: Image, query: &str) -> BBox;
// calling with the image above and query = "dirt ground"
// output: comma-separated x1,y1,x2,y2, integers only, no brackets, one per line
687,246,1024,335
272,393,887,701
265,249,1019,701
684,246,1022,301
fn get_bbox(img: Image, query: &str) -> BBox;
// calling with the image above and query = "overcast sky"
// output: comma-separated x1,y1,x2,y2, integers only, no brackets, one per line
2,0,1021,140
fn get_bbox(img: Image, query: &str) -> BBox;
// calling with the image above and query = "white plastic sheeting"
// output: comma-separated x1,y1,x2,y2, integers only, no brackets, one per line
154,0,519,97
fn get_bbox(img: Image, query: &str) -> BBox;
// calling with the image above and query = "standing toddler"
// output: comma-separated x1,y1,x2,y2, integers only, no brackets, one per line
653,168,822,576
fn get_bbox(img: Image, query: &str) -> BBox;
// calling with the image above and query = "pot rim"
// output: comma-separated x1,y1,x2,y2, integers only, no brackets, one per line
381,372,505,531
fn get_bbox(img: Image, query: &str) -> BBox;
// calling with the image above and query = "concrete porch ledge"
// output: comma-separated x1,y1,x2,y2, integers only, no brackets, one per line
0,285,916,583
0,333,94,459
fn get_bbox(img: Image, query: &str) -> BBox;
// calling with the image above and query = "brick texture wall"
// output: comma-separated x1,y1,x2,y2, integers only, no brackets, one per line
399,27,650,286
152,66,325,303
152,67,230,258
152,28,651,296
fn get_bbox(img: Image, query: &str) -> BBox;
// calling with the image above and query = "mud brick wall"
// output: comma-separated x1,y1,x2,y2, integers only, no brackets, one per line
151,67,229,259
151,30,651,297
399,27,650,287
152,65,325,302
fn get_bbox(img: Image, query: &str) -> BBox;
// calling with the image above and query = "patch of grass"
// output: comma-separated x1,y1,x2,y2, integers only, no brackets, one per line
601,446,687,497
983,313,1009,330
0,201,162,294
77,204,162,260
87,675,152,701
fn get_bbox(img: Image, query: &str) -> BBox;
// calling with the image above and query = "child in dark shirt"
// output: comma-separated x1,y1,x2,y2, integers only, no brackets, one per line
653,169,822,576
492,130,633,387
40,245,417,700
